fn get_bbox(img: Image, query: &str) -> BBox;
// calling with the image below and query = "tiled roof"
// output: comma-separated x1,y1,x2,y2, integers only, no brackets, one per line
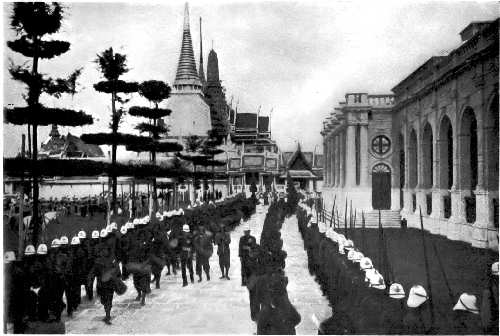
40,133,104,158
258,116,269,133
235,113,257,129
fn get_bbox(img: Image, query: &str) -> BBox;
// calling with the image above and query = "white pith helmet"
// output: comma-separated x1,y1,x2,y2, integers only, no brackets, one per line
37,244,48,255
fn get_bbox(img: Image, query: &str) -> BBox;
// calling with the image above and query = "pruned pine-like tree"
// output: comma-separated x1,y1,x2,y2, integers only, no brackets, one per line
81,47,138,211
201,131,225,200
4,2,93,246
127,80,182,215
177,135,210,202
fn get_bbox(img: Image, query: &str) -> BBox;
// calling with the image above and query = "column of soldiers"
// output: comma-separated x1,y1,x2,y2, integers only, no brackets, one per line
295,201,499,335
4,194,256,333
239,197,302,335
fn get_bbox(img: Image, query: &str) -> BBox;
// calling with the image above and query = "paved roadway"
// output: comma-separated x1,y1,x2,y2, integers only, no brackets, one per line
65,204,330,334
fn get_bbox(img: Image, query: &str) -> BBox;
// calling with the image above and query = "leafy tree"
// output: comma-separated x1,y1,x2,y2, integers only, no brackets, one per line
81,47,138,211
127,80,182,215
4,2,93,245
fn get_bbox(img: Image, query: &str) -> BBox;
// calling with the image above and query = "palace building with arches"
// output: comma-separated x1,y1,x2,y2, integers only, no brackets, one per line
321,19,498,250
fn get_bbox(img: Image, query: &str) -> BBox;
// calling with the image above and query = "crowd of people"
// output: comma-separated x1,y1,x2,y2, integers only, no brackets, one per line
296,200,499,335
3,194,256,334
238,197,302,334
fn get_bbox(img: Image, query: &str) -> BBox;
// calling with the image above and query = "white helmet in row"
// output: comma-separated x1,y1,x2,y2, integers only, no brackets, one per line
359,257,373,270
407,285,428,308
491,261,499,276
453,293,479,315
92,230,100,239
365,269,386,290
100,229,108,238
347,250,363,263
4,251,16,263
343,239,354,251
71,236,80,245
51,239,61,248
37,244,48,255
78,230,86,239
120,226,127,235
24,244,36,255
60,236,69,245
389,283,406,299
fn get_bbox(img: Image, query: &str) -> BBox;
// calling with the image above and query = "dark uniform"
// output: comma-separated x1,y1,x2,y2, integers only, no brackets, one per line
194,228,213,282
239,230,257,286
129,232,151,305
178,231,195,286
247,243,264,321
88,245,120,325
150,233,166,289
257,272,301,335
215,227,231,279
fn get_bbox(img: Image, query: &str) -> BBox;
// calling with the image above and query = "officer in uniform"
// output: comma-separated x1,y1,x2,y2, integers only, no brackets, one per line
86,230,100,300
88,243,120,325
239,228,256,286
129,228,151,306
178,224,194,286
215,224,231,279
194,224,213,282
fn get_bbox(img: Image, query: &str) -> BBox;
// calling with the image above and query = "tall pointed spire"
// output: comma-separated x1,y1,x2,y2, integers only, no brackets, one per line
174,3,201,89
207,48,220,84
198,17,206,87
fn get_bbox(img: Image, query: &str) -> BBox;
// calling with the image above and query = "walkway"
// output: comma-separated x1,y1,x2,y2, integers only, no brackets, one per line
65,205,330,334
65,210,265,334
280,215,331,334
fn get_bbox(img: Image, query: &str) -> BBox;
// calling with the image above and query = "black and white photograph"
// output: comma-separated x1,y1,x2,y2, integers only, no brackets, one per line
2,0,499,334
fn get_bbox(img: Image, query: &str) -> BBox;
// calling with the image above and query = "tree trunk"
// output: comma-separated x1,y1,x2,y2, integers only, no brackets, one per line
27,125,31,159
151,117,157,215
212,164,215,200
30,36,40,246
111,91,117,213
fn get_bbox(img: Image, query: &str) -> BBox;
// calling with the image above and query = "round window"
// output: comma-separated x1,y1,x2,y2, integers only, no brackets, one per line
371,135,391,155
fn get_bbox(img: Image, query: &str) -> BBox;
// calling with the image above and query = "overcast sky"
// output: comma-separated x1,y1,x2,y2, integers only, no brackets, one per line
3,0,498,158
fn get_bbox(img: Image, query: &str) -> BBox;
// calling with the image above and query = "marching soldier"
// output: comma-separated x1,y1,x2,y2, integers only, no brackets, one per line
239,228,256,286
129,229,151,305
178,224,195,286
150,229,166,289
88,243,120,325
215,224,231,280
194,224,213,282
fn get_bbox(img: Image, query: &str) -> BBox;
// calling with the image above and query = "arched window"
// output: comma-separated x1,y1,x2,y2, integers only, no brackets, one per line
355,125,361,185
408,129,418,189
487,94,499,191
422,123,433,188
459,108,478,190
439,115,453,189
